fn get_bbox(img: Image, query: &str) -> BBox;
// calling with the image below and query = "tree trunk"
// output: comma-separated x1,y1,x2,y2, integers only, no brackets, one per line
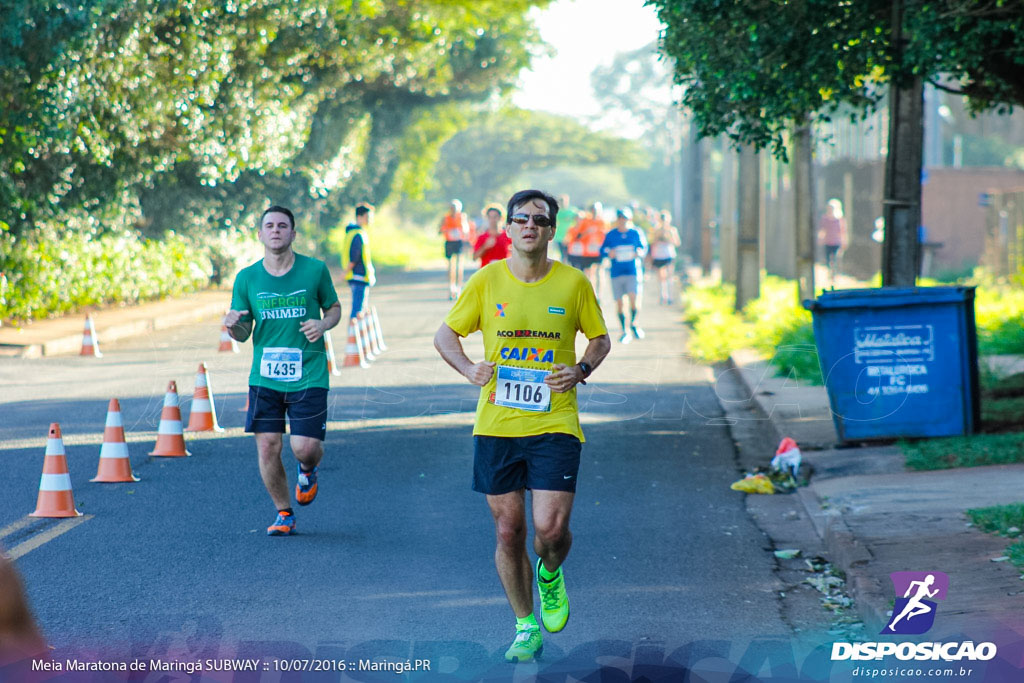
736,144,761,310
793,125,816,301
720,142,737,283
684,120,704,263
882,0,923,287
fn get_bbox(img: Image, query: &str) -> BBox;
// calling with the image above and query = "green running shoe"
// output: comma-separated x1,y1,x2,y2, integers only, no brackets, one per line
536,558,570,632
504,623,543,663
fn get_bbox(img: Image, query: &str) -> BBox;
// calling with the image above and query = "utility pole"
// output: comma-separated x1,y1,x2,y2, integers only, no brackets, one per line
882,0,923,287
793,125,816,301
736,144,761,309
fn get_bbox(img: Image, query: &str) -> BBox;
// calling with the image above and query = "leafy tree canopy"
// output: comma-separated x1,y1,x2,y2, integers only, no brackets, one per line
0,0,549,237
407,107,646,219
647,0,1024,155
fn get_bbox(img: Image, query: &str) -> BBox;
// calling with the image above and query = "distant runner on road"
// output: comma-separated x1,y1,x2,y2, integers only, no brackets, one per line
434,189,611,664
601,207,647,343
473,204,511,267
565,202,607,299
342,203,376,322
224,205,342,537
649,210,680,305
440,199,471,300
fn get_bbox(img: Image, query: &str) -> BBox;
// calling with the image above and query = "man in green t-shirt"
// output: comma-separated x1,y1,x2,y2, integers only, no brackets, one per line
225,205,342,536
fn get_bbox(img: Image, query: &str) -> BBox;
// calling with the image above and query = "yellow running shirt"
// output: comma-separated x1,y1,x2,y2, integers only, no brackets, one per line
444,260,607,440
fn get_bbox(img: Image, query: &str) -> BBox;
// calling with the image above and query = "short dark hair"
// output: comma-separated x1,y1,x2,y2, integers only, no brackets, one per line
260,205,295,229
355,203,374,218
505,189,559,228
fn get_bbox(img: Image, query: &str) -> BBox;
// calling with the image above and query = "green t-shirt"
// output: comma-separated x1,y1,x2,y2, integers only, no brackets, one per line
230,253,340,391
554,207,578,243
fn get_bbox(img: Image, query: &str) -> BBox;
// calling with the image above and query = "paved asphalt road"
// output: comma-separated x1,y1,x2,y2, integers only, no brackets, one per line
0,267,796,680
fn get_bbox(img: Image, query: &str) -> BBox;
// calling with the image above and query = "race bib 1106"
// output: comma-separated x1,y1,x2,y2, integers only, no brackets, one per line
494,365,551,412
260,347,302,382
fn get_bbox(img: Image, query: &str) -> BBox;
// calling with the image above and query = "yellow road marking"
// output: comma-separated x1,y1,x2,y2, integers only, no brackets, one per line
5,515,93,561
0,516,34,542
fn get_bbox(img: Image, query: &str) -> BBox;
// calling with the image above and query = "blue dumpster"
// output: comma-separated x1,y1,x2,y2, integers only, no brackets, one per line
803,287,979,441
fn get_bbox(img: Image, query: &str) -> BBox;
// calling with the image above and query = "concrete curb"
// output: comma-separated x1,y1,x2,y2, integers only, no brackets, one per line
5,300,228,358
728,352,892,630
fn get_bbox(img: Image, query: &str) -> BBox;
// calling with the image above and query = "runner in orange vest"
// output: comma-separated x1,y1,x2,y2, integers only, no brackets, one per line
565,202,608,299
440,199,471,300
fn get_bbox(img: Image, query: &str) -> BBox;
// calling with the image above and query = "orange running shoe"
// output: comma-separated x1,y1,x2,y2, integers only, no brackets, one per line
295,465,318,506
267,511,295,536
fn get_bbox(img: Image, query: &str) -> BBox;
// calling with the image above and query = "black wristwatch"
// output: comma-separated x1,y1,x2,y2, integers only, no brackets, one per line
577,361,593,385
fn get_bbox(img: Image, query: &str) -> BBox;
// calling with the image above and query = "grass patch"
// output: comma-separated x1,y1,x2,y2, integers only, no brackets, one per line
966,503,1024,569
682,275,823,381
902,432,1024,470
967,503,1024,536
683,270,1024,393
982,396,1024,431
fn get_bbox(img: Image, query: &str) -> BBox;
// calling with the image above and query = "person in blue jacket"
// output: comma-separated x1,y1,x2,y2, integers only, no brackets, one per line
600,207,648,343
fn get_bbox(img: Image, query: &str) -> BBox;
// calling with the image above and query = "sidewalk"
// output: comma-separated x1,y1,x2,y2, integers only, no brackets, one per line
726,349,1024,638
0,289,233,358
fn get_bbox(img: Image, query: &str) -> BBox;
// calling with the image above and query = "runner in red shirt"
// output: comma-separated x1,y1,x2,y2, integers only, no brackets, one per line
473,205,511,267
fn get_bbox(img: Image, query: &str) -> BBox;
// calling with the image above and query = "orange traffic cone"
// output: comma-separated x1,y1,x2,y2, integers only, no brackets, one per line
239,393,250,413
31,424,82,518
80,315,102,357
91,399,139,482
185,363,223,432
149,381,190,456
359,312,377,361
371,305,387,352
342,318,370,368
218,321,239,353
324,330,341,376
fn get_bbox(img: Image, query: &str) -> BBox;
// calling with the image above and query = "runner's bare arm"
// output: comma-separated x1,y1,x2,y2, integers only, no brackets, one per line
545,333,611,392
224,309,253,342
434,323,495,387
300,302,342,342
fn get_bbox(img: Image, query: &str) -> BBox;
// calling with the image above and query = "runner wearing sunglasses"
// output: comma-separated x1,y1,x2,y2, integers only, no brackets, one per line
434,189,611,664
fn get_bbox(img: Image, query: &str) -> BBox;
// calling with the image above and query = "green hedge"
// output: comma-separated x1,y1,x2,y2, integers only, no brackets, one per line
0,225,258,323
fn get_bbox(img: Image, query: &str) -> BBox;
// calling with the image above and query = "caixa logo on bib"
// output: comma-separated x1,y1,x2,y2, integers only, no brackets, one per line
831,571,997,662
882,571,948,635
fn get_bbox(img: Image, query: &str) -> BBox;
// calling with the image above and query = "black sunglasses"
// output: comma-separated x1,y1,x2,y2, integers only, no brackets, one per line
509,213,553,228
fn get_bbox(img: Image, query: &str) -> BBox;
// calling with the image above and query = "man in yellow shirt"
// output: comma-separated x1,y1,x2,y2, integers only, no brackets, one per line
434,189,611,664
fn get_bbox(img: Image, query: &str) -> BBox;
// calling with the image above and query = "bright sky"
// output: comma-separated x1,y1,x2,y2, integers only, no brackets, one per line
512,0,667,127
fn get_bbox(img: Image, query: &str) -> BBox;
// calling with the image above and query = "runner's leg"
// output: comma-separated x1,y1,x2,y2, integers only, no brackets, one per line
256,432,289,510
290,435,323,472
532,490,575,573
487,490,534,618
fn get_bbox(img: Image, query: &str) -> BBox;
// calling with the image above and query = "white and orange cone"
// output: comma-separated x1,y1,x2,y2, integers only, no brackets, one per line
342,318,370,368
31,423,82,518
359,312,377,361
239,393,250,413
218,321,239,353
91,399,139,482
149,381,190,456
324,330,341,376
80,315,102,357
370,306,387,352
185,363,223,432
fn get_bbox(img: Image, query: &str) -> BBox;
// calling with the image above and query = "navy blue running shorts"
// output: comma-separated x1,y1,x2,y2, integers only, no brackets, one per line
444,240,464,259
473,433,582,495
246,386,328,441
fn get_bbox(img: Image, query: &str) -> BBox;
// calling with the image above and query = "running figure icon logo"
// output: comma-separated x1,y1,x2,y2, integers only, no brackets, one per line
495,303,509,318
881,571,949,635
